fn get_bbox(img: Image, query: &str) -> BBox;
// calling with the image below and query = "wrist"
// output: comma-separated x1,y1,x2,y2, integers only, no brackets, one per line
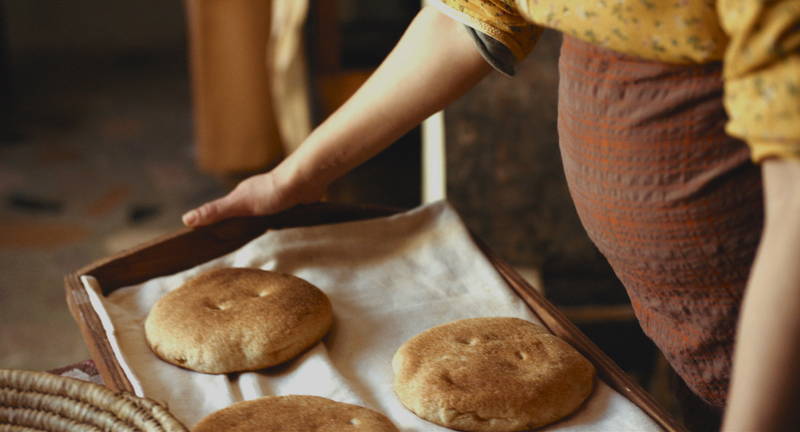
272,150,328,205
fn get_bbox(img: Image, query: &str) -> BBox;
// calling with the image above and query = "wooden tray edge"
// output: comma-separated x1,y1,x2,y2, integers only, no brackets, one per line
64,203,400,391
64,272,135,392
477,239,686,432
64,202,684,430
79,203,400,293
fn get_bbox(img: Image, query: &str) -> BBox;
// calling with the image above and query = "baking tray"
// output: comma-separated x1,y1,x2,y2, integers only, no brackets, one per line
64,202,685,432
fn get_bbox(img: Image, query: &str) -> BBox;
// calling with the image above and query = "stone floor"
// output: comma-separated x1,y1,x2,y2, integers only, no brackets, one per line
0,53,227,371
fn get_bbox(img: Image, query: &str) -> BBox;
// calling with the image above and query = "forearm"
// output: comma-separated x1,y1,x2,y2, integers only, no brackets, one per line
723,159,800,430
276,6,491,192
181,6,492,226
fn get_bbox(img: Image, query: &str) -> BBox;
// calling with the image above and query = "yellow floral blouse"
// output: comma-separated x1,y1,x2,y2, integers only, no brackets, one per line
433,0,800,162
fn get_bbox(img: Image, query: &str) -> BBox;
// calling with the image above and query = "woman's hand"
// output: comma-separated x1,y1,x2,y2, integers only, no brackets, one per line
181,165,324,227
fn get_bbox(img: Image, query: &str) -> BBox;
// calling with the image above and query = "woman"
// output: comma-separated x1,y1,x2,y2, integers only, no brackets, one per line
181,2,800,430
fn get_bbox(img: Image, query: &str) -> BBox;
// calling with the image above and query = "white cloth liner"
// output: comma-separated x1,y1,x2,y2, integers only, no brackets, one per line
82,201,661,431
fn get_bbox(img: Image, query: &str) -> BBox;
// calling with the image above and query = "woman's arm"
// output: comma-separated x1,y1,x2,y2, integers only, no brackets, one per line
182,6,491,227
722,158,800,430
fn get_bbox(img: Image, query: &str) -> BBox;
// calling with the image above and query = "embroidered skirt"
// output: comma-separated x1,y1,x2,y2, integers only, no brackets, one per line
557,35,764,409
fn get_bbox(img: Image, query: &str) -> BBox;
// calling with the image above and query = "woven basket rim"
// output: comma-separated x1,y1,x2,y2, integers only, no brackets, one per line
0,369,186,432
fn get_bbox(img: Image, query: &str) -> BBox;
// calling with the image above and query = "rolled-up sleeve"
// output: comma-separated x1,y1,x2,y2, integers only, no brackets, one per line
718,0,800,162
432,0,541,63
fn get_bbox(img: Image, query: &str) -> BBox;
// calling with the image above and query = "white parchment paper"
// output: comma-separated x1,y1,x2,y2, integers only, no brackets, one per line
83,201,661,431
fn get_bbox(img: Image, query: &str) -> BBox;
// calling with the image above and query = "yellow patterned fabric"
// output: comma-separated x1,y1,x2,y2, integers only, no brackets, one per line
433,0,542,60
433,0,800,162
516,1,727,63
718,0,800,162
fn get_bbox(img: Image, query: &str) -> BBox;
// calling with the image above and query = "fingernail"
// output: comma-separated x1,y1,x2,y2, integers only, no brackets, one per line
182,210,197,226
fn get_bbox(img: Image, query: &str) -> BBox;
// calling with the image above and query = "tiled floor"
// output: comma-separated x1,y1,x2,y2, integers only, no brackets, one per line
0,54,227,371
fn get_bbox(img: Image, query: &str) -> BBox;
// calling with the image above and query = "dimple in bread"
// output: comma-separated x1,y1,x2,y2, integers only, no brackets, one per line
192,395,399,432
144,267,332,373
392,317,596,432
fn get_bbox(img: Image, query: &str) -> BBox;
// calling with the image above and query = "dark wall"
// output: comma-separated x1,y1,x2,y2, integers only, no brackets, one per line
5,0,186,57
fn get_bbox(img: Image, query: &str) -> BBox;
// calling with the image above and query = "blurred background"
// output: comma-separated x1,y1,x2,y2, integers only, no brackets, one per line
0,0,675,417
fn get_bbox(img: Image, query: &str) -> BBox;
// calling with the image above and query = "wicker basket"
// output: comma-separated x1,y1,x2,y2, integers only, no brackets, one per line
0,369,187,431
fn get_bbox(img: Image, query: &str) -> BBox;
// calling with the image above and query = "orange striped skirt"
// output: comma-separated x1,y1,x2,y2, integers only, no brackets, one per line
558,36,763,409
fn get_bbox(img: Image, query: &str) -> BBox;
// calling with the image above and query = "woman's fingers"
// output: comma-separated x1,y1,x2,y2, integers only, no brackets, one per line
182,192,250,227
182,173,290,228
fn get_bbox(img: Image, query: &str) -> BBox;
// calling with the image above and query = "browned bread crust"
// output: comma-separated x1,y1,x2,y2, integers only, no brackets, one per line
144,267,332,373
392,317,595,431
193,395,399,432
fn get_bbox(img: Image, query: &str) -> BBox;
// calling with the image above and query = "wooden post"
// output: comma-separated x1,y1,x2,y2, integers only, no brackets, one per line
185,0,284,176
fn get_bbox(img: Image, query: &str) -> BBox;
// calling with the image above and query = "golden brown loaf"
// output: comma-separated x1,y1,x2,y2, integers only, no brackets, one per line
144,267,332,374
192,395,399,432
392,317,595,432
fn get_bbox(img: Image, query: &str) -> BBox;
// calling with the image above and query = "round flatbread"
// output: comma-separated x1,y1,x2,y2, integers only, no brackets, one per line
392,317,595,432
144,267,332,373
193,395,399,432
